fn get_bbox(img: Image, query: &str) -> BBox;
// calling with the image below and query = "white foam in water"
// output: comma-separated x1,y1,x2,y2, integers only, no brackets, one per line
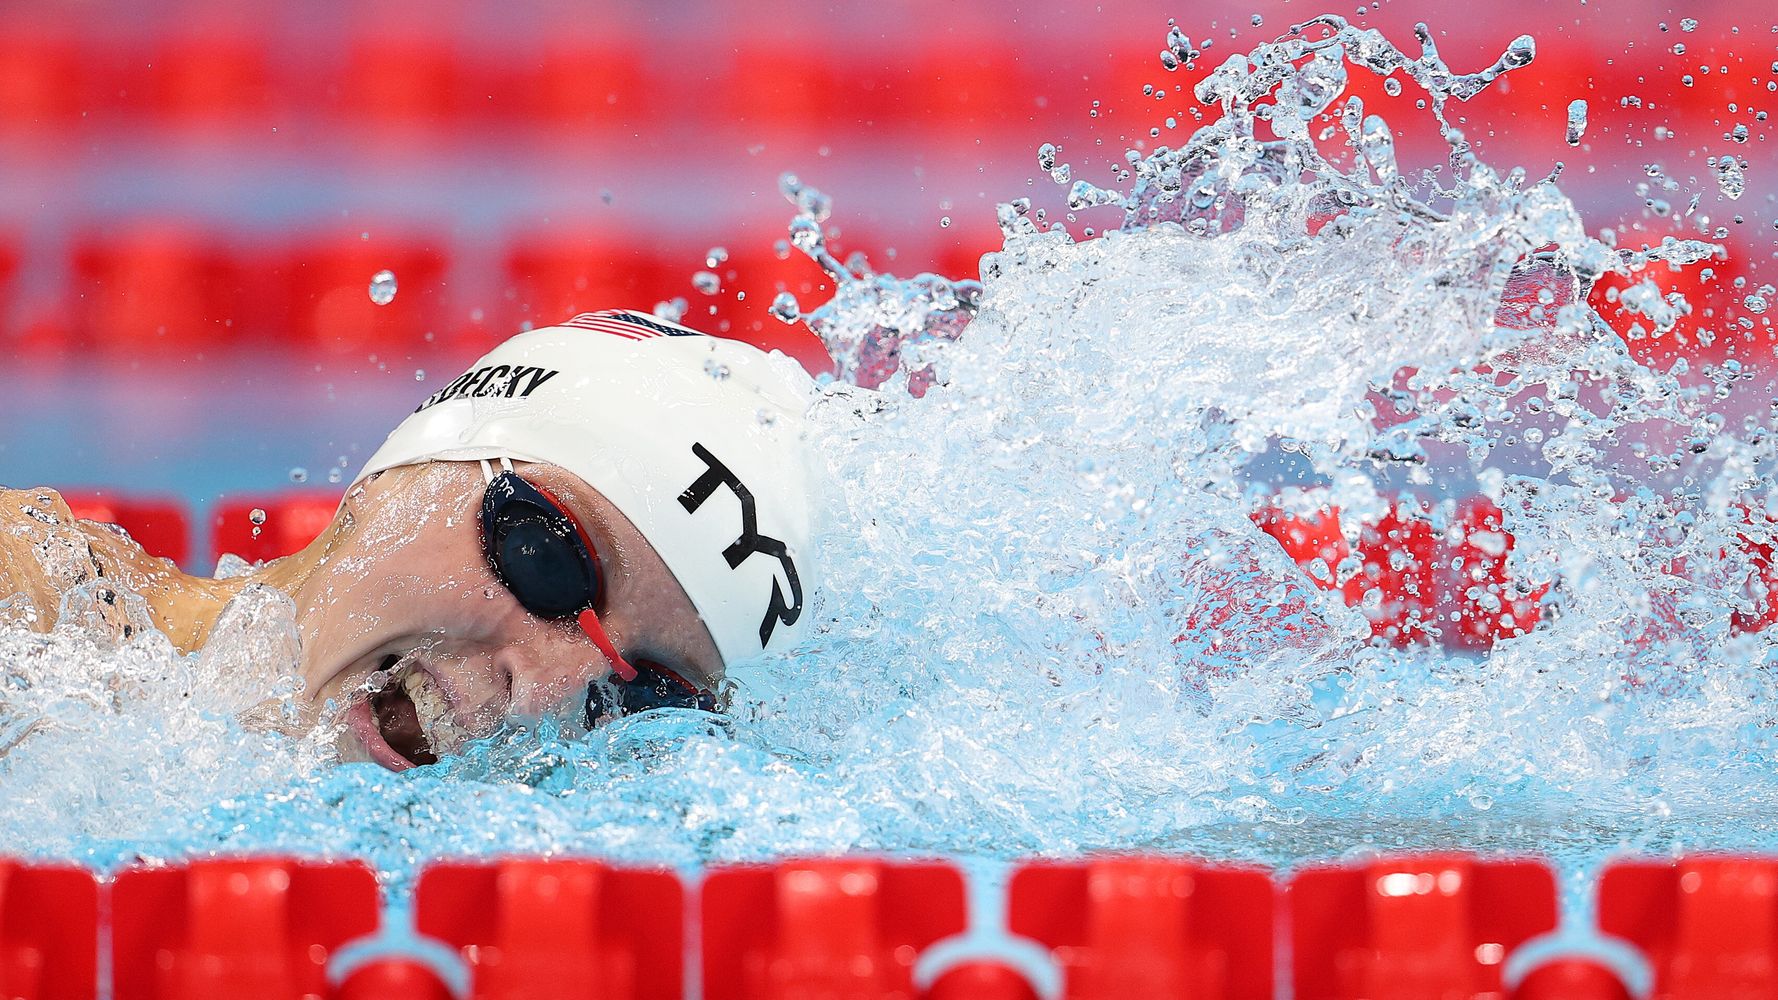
3,15,1776,895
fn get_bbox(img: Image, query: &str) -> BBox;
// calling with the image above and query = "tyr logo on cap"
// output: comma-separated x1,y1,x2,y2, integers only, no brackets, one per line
678,443,803,648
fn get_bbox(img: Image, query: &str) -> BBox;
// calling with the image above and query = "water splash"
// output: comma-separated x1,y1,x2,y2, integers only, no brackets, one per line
2,15,1773,893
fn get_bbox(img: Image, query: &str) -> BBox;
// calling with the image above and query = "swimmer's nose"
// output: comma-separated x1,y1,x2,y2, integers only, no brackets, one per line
493,629,622,718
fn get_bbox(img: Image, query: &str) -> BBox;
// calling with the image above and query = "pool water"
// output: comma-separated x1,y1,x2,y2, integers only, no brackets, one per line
2,14,1775,925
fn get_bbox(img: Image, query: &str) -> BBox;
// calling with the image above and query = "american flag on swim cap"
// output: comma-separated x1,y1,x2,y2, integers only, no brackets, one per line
558,309,707,341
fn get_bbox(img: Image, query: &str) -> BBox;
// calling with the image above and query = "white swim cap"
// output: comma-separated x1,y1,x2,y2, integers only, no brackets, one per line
354,310,818,666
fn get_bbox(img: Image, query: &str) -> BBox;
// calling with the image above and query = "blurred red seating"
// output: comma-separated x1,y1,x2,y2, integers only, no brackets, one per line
145,34,274,126
702,858,968,1000
512,40,653,130
1007,855,1274,1000
0,31,82,131
1290,853,1558,1000
909,44,1026,135
1438,497,1546,651
212,493,340,564
723,43,840,132
1732,506,1778,634
1598,855,1778,998
936,231,1002,283
70,227,248,353
265,234,449,355
713,241,836,373
1588,240,1747,372
1255,495,1546,651
1252,504,1348,591
1341,500,1439,645
0,860,98,1000
502,233,684,332
111,857,380,1000
416,858,683,1000
63,492,192,567
337,37,464,130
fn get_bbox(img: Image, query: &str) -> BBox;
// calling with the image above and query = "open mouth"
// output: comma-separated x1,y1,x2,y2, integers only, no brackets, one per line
344,654,477,771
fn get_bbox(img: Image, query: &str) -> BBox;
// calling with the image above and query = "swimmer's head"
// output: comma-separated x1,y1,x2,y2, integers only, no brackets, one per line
356,310,818,667
280,310,817,769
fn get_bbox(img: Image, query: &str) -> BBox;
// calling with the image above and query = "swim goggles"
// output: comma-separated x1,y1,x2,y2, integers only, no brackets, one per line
478,458,717,724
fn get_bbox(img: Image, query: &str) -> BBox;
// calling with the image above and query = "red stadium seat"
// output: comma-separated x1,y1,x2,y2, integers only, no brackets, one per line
1438,497,1546,651
1588,241,1747,372
0,860,99,1000
909,44,1027,136
1341,500,1439,645
415,858,683,1000
512,40,653,130
337,37,464,131
265,234,450,356
1732,506,1778,634
70,227,248,353
1597,855,1778,998
1006,855,1274,1000
0,236,20,335
1253,504,1348,592
712,242,837,375
935,229,1003,283
111,857,380,1000
63,493,192,567
0,31,82,132
723,43,841,133
1289,854,1558,1000
145,33,274,126
212,493,340,564
501,233,684,332
701,858,968,1000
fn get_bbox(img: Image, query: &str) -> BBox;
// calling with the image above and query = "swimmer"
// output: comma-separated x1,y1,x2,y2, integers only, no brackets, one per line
0,309,816,770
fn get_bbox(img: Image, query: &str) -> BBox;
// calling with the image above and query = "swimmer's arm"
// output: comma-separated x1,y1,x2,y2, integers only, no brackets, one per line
0,487,77,631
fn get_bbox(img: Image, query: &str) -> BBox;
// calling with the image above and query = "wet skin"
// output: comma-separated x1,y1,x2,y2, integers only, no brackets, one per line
0,462,722,770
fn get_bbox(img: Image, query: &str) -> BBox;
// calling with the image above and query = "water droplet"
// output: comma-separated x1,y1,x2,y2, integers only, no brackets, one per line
1383,77,1402,97
1250,13,1263,26
368,270,397,306
288,468,307,484
327,468,343,484
940,216,952,228
414,369,426,382
1680,16,1698,31
1565,99,1588,146
703,359,731,381
769,291,802,324
248,508,267,526
692,270,722,295
1716,157,1746,200
705,247,729,268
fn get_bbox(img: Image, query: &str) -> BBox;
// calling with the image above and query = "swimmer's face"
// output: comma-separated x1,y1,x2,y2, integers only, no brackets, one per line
289,461,722,770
